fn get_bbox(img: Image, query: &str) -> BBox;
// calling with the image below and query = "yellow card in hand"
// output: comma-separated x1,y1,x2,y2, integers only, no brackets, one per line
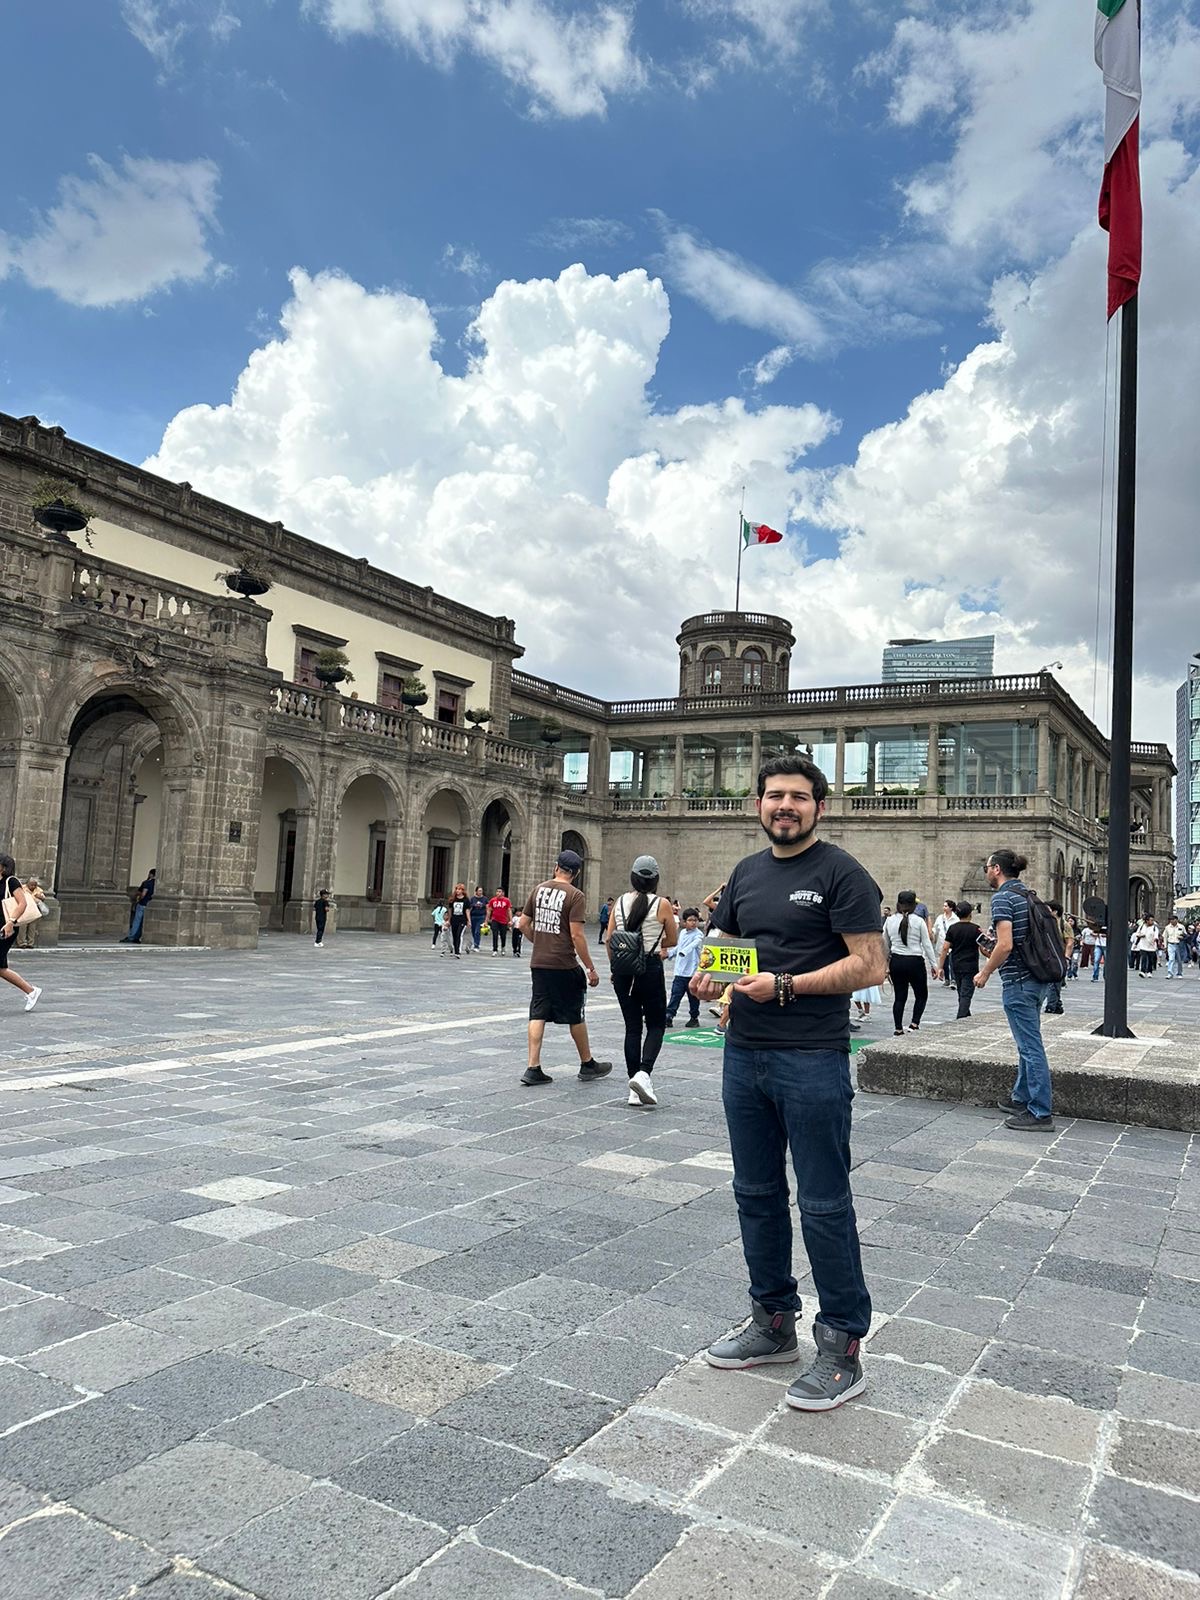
698,941,759,983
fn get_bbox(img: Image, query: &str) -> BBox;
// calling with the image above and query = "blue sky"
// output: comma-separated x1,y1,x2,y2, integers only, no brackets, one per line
3,1,1198,736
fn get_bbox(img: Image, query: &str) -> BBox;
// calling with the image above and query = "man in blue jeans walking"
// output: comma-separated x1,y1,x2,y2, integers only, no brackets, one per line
975,848,1055,1132
691,756,887,1413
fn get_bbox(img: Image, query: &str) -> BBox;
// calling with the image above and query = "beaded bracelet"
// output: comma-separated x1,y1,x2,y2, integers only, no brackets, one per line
774,972,795,1006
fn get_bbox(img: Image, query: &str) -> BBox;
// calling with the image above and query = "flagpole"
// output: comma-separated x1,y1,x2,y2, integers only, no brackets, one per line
734,485,745,611
1096,291,1137,1039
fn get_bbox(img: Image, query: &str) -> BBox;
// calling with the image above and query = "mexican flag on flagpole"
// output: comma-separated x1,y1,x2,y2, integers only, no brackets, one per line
1096,0,1141,320
741,516,782,547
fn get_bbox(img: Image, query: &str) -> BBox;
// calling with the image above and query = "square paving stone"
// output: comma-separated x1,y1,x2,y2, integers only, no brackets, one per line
112,1351,300,1432
204,1483,443,1600
975,1341,1120,1411
478,1473,688,1596
824,1577,928,1600
336,1421,544,1526
866,1317,988,1374
236,1311,400,1379
1110,1419,1200,1497
323,1281,472,1336
166,1241,294,1285
1089,1475,1200,1575
118,1191,229,1223
0,1508,170,1599
945,1381,1102,1463
77,1439,311,1555
172,1205,293,1241
842,1357,959,1422
861,1494,1071,1600
519,1332,681,1404
237,1260,377,1310
1127,1331,1196,1381
257,1219,368,1258
0,1397,193,1496
68,1265,199,1317
215,1383,413,1474
324,1339,500,1415
647,1360,783,1434
588,1293,712,1358
760,1401,925,1477
898,1287,1009,1337
997,1306,1134,1366
29,1322,199,1392
125,1575,250,1599
186,1177,293,1203
0,1473,45,1525
419,1301,557,1364
0,1364,82,1430
0,1296,113,1356
630,1524,830,1600
1037,1254,1151,1298
697,1446,891,1559
488,1272,629,1324
1118,1372,1200,1433
920,1430,1091,1534
434,1371,617,1457
377,1541,580,1599
135,1285,297,1345
319,1238,444,1278
1075,1542,1200,1600
574,1409,733,1496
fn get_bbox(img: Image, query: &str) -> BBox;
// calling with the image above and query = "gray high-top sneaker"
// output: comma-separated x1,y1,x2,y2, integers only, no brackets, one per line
705,1301,799,1368
785,1323,866,1411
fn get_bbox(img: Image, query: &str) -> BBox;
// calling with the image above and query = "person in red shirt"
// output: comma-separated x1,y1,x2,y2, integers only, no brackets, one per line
487,887,513,955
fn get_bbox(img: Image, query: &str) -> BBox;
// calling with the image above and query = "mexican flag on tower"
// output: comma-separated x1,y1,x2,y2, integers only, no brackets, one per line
1096,0,1141,319
741,516,782,547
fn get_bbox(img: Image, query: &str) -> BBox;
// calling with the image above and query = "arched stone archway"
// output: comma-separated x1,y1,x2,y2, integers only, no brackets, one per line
419,786,472,905
1129,874,1155,920
334,769,404,931
480,798,514,897
256,754,316,931
56,690,197,941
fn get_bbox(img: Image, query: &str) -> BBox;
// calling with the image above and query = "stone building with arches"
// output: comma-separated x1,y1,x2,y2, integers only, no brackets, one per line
0,411,1176,946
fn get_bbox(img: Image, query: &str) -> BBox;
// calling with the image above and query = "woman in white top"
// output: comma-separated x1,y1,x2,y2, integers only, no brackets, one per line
882,890,937,1034
605,855,677,1107
1135,917,1160,976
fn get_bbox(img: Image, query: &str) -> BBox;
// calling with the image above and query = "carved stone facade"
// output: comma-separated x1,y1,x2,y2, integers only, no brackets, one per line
0,412,1177,946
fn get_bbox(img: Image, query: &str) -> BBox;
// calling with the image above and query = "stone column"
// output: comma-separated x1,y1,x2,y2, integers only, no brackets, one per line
925,722,940,796
750,729,762,783
1037,717,1051,793
834,728,846,795
673,735,684,798
589,732,610,798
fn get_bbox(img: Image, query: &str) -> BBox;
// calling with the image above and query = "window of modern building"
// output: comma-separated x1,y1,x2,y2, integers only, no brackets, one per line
845,725,927,794
936,722,1038,796
760,730,839,779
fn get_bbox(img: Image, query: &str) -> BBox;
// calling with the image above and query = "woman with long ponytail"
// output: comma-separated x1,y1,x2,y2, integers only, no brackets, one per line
882,889,937,1034
605,855,677,1106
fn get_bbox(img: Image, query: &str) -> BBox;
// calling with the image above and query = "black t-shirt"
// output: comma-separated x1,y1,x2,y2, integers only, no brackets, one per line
709,842,882,1050
450,897,468,919
944,919,981,974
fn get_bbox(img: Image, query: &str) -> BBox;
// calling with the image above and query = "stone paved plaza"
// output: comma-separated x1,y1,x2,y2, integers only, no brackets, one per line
0,935,1197,1600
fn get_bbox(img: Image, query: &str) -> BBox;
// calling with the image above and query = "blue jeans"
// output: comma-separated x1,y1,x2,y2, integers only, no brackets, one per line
471,913,485,949
1001,977,1053,1119
1091,954,1104,981
128,902,146,941
1167,945,1184,977
666,972,699,1023
721,1043,871,1337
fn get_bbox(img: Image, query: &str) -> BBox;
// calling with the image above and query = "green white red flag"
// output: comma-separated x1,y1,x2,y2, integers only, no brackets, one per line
1096,0,1141,319
741,516,782,547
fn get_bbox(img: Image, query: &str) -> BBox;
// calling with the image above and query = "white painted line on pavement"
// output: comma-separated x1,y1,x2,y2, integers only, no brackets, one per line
0,1060,190,1095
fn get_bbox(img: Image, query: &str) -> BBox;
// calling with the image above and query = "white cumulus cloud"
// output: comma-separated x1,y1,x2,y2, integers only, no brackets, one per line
309,0,645,117
0,155,221,308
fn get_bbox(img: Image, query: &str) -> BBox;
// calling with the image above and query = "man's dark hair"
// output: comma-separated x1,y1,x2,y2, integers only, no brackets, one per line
756,755,828,803
1047,899,1064,915
0,854,14,877
987,848,1027,878
955,900,973,918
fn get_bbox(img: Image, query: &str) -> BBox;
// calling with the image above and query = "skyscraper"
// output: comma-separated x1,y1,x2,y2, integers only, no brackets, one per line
1176,656,1200,895
882,636,996,682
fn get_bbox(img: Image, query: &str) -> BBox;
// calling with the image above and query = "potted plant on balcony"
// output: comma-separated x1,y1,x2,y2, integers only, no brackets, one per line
30,477,95,546
216,551,274,600
400,677,428,710
540,718,563,745
465,707,493,727
314,648,354,689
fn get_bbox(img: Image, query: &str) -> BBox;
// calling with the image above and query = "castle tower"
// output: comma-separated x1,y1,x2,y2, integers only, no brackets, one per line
677,611,795,698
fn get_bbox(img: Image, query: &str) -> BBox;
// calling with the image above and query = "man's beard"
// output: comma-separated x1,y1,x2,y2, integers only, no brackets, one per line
761,812,818,848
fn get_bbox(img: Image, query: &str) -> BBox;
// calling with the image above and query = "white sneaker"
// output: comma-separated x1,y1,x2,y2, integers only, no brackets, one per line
24,986,42,1012
629,1070,657,1106
627,1089,641,1107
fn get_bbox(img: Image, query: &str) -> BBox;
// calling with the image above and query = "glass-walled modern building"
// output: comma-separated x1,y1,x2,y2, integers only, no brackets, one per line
881,636,996,682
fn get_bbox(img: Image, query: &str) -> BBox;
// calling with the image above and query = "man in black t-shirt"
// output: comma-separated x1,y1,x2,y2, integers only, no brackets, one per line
692,757,887,1414
936,900,980,1019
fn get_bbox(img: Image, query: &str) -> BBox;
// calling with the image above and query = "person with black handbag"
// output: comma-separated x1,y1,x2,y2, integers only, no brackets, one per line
605,856,677,1107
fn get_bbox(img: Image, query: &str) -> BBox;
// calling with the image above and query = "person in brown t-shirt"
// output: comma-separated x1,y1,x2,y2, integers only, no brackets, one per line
516,849,612,1088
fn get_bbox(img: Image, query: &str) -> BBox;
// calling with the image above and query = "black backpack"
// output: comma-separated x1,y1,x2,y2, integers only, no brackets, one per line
1007,884,1067,984
608,896,662,977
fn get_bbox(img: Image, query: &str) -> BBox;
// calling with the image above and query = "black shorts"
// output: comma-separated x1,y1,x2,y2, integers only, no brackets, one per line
529,966,586,1026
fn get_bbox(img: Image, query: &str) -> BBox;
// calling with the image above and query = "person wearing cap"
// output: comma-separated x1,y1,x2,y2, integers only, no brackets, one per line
605,856,678,1107
515,850,612,1088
